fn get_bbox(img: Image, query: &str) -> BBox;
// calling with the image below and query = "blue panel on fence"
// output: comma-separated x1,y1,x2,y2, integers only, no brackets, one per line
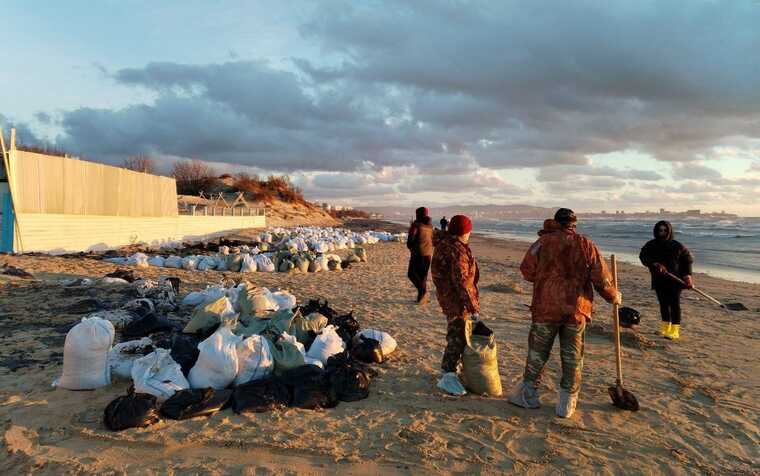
1,192,14,252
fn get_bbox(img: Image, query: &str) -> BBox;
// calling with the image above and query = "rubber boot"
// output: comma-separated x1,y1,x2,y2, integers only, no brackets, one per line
659,321,671,336
555,389,579,418
507,381,541,409
665,324,680,340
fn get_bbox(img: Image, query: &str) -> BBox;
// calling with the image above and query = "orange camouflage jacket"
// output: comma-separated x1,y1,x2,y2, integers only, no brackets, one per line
431,232,480,317
520,228,616,324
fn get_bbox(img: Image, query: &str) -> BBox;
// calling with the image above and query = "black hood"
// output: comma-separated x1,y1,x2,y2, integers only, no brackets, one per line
653,221,674,241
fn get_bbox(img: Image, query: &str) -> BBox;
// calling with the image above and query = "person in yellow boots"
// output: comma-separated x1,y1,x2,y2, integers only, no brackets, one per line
639,221,694,340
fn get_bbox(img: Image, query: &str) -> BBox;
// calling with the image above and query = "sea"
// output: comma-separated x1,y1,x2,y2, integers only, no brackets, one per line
473,217,760,284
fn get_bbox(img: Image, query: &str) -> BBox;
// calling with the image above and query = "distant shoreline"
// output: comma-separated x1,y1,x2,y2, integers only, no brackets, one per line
354,217,760,285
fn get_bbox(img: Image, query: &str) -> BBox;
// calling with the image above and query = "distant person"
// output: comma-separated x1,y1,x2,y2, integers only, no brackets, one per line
639,221,694,340
510,208,621,418
406,207,434,304
440,216,449,231
431,215,479,396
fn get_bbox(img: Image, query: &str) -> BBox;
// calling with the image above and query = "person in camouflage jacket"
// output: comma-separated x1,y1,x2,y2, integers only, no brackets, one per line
509,209,621,418
431,215,479,395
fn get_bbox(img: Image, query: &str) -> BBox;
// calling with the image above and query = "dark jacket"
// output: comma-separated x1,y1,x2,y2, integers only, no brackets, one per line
407,216,434,257
639,221,694,290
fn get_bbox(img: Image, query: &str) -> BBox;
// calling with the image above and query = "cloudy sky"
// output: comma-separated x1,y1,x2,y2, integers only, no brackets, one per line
2,0,760,215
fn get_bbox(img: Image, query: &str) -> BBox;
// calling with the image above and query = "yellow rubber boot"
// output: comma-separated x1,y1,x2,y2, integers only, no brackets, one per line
665,324,680,340
660,321,671,336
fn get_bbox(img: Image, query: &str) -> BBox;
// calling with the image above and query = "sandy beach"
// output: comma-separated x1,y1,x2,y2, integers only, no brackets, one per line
1,221,758,475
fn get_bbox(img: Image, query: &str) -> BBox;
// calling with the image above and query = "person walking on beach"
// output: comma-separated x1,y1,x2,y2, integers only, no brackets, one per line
440,216,448,231
407,207,434,304
509,208,621,418
431,215,479,396
639,221,694,340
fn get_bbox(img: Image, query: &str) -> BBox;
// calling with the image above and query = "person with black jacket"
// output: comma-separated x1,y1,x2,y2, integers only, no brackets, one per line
407,207,434,304
639,221,694,340
440,216,448,231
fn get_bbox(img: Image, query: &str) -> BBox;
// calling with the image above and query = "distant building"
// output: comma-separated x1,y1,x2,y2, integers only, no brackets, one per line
686,209,701,215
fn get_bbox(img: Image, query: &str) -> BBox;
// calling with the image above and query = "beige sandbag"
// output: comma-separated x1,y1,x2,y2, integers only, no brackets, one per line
462,321,502,396
289,312,328,345
237,282,276,319
183,296,235,334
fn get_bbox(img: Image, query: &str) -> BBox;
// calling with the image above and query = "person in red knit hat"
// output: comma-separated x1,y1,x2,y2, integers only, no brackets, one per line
431,214,479,395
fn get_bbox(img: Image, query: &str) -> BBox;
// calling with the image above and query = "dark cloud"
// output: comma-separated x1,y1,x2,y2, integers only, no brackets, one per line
18,1,760,208
537,164,663,182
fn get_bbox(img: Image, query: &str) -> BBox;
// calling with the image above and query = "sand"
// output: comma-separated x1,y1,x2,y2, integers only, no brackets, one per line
1,222,758,475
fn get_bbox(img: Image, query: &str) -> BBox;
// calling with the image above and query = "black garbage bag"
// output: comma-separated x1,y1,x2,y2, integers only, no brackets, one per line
231,378,291,414
122,313,180,339
160,388,232,420
105,269,137,283
300,299,338,320
153,333,201,376
103,390,161,431
163,277,181,294
122,298,155,318
329,311,361,346
350,336,384,364
619,307,641,328
325,351,375,402
279,365,338,410
472,320,493,337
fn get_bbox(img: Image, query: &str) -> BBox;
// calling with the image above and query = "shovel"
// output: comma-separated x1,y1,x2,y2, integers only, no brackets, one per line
663,272,746,312
607,255,640,412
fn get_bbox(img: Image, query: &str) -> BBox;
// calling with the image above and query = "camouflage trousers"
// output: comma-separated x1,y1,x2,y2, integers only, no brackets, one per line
441,314,468,372
522,320,586,394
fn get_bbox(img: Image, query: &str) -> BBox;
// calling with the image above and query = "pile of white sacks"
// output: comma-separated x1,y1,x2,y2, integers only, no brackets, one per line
54,283,398,407
105,227,406,274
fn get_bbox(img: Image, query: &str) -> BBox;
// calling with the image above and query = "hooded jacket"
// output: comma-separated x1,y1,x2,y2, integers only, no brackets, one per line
520,226,617,324
431,231,480,317
639,221,693,289
407,215,434,256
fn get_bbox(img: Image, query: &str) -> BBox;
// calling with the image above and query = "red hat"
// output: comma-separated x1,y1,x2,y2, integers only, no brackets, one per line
448,215,473,236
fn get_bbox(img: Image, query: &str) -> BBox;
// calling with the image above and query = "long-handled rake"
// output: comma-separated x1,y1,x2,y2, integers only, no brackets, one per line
608,255,639,411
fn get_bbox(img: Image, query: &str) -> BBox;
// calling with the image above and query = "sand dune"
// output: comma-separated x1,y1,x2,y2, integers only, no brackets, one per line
0,229,758,474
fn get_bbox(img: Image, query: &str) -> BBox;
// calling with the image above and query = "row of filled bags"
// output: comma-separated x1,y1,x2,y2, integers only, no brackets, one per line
108,247,367,274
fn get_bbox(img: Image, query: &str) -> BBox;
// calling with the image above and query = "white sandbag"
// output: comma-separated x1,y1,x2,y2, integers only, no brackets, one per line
164,255,183,268
101,277,129,285
181,291,207,307
357,329,398,356
240,253,257,272
188,327,242,390
279,332,306,356
234,335,274,385
131,348,189,402
108,337,152,380
255,254,275,272
316,255,329,272
127,252,149,268
304,356,324,368
271,290,297,311
305,325,345,365
219,246,230,255
56,317,115,390
181,256,199,270
197,256,218,271
148,255,166,267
